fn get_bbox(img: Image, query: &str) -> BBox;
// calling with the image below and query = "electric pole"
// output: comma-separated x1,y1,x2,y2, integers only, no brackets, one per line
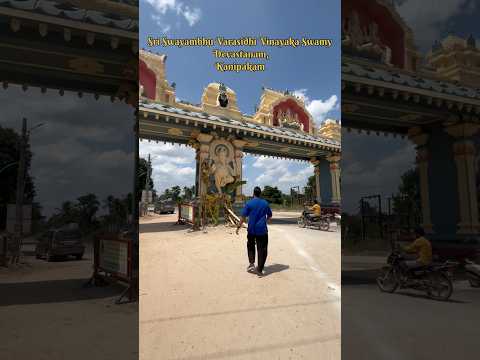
145,153,151,195
13,118,27,264
133,114,138,227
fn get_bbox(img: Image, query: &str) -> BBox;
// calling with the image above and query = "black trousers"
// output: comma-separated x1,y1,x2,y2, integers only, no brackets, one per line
247,233,268,271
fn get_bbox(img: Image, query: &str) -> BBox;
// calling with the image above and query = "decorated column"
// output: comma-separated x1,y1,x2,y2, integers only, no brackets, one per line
196,133,213,197
232,139,247,202
327,154,341,204
408,127,433,233
311,159,322,203
445,122,480,234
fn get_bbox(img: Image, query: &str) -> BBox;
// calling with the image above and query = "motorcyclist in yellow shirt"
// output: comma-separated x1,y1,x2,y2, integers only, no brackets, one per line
305,200,321,221
310,200,321,217
402,227,433,272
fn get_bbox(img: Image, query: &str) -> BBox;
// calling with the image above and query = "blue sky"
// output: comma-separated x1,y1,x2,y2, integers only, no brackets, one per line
139,0,341,196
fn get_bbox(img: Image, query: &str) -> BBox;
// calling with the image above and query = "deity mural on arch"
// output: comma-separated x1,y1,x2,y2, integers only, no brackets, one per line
208,140,238,194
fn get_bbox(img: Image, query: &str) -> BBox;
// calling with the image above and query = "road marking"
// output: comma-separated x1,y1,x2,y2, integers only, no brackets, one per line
272,227,341,313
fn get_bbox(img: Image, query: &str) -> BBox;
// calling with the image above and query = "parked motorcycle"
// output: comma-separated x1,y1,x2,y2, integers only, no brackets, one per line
465,259,480,288
376,249,455,301
297,211,330,231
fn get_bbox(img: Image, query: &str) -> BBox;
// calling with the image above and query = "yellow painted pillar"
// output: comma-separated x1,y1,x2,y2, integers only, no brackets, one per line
196,133,213,197
445,122,480,234
327,155,341,204
232,139,247,201
311,159,322,203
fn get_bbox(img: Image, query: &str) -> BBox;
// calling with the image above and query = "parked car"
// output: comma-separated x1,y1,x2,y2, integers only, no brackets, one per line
155,199,176,214
35,226,85,261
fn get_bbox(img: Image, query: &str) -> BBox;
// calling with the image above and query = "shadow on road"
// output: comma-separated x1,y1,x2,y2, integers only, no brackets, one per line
394,290,469,304
264,263,289,276
342,269,379,285
270,217,298,225
140,222,189,234
172,334,340,360
141,298,337,325
43,256,92,262
0,278,125,306
343,270,470,303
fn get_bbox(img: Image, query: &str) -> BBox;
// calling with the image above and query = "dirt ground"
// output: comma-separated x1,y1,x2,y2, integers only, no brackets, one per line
140,212,341,360
0,239,138,360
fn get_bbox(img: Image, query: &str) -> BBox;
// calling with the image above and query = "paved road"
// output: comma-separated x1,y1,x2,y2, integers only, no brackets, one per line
342,256,480,360
140,212,341,360
0,239,138,360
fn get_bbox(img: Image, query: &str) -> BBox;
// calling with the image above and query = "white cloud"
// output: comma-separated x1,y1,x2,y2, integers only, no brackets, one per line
139,140,196,193
151,14,171,33
180,5,202,26
278,166,313,184
249,156,314,194
342,139,416,214
396,0,474,49
143,0,202,30
292,89,339,125
145,0,177,14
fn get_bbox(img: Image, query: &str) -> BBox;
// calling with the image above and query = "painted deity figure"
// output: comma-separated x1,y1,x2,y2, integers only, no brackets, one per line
278,108,302,130
211,145,236,193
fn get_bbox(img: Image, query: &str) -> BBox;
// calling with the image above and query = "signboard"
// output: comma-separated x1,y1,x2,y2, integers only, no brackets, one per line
90,233,135,304
179,203,195,224
6,204,32,234
98,239,129,278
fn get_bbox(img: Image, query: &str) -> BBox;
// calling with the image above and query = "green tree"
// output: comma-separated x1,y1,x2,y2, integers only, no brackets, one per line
0,126,37,229
76,193,100,231
170,186,182,202
303,175,316,202
262,186,283,204
182,185,195,201
49,200,79,227
103,194,130,229
137,157,154,202
392,168,421,227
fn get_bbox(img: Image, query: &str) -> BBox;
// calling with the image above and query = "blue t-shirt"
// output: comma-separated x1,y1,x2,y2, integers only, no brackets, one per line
241,197,272,235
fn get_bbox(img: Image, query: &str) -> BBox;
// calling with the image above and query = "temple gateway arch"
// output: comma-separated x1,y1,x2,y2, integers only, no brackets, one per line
139,50,341,211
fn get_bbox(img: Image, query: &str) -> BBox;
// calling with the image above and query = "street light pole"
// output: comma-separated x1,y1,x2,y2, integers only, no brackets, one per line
145,153,151,195
13,118,27,264
11,119,45,264
0,161,18,175
133,114,138,227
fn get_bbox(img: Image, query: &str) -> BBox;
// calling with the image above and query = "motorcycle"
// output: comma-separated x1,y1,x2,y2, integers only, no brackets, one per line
376,249,455,301
334,213,341,228
297,210,330,231
465,259,480,288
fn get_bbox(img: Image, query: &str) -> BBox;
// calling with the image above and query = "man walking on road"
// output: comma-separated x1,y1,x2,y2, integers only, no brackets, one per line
236,187,272,276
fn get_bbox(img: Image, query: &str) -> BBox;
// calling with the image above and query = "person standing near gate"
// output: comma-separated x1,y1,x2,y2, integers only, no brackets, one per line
236,186,272,277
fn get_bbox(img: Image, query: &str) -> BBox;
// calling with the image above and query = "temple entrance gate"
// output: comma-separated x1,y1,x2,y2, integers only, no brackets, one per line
139,50,342,224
